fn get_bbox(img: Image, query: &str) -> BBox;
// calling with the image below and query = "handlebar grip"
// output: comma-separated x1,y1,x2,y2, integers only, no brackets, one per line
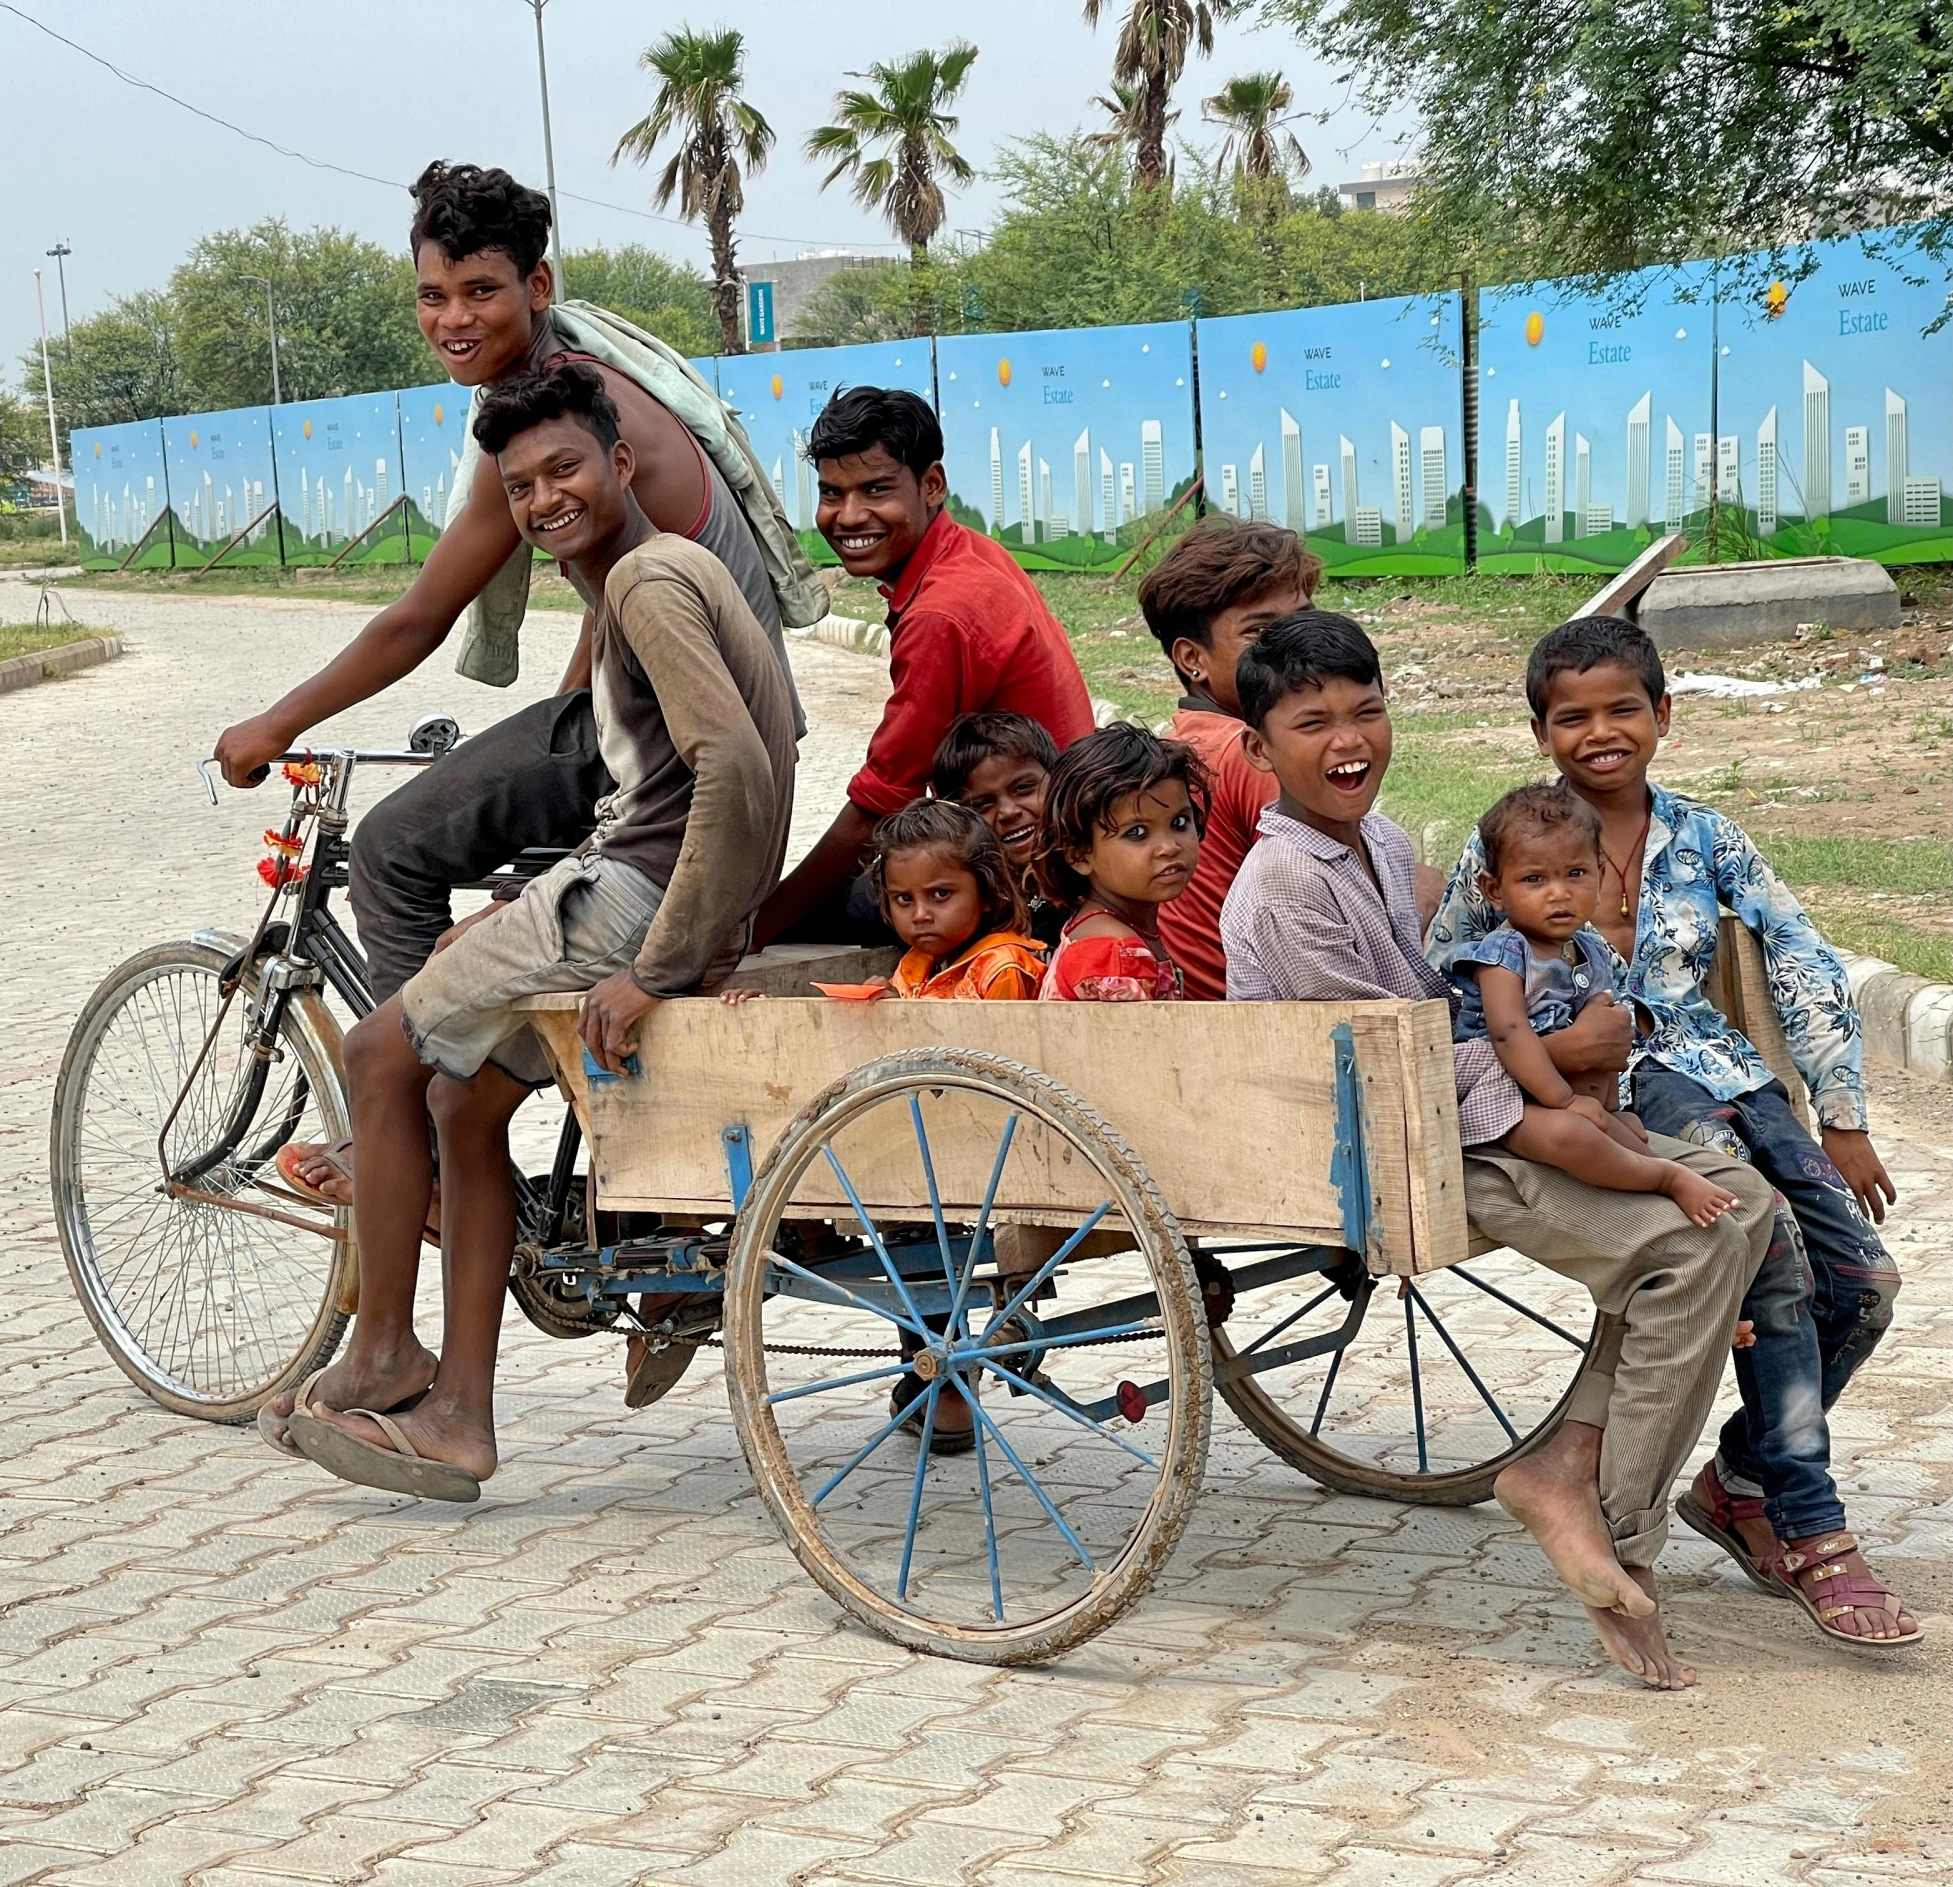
247,765,270,786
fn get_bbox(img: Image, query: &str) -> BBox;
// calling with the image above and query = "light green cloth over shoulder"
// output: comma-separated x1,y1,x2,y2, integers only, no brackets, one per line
450,301,828,687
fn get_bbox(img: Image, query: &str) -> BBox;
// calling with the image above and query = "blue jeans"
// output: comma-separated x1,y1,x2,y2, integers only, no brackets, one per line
1631,1064,1900,1541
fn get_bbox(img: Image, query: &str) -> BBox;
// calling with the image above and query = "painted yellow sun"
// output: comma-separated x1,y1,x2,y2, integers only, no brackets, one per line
771,374,784,400
1524,311,1545,347
1250,340,1268,373
997,358,1012,388
189,430,200,450
433,402,446,426
1765,280,1789,319
302,419,313,439
92,441,102,460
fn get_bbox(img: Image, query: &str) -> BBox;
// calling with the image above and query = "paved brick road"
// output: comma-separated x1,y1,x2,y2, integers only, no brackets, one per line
0,582,1949,1885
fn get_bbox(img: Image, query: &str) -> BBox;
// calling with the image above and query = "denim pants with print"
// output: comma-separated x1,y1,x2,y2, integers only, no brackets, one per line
1631,1064,1900,1541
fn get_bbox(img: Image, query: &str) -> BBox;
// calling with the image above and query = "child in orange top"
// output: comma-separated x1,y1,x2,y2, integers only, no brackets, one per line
1034,723,1205,1002
872,800,1046,999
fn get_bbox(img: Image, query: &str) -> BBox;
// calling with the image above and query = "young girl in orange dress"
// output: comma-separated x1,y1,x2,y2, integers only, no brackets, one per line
871,800,1046,998
1033,723,1205,1002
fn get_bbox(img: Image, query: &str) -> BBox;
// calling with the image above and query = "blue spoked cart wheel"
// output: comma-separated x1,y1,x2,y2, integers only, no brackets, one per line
722,1047,1212,1664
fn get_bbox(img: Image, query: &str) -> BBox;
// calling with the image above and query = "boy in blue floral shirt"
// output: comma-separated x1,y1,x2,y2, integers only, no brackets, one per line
1429,616,1916,1649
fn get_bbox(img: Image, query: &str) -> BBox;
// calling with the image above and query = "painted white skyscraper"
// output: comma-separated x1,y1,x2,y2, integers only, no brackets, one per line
1845,427,1871,508
1219,465,1240,515
989,428,1005,533
1625,393,1651,529
1543,413,1566,544
1390,423,1414,542
769,457,786,514
1038,459,1053,534
1885,389,1908,525
1573,434,1591,539
1100,449,1116,542
1140,420,1164,514
1339,436,1359,528
1505,399,1523,533
1664,418,1686,529
1694,433,1713,509
1802,361,1830,521
1073,427,1093,537
1119,462,1137,525
1901,477,1942,527
793,430,814,530
1279,409,1304,531
1756,406,1779,536
1248,445,1268,521
1312,463,1332,530
1017,439,1035,539
1717,435,1740,504
1419,426,1447,532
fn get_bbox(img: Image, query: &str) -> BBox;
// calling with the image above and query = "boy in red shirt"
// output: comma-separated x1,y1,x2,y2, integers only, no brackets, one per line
1138,521,1320,999
758,387,1094,943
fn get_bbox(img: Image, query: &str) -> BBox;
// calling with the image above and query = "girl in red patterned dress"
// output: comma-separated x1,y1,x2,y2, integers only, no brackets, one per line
1034,723,1206,1002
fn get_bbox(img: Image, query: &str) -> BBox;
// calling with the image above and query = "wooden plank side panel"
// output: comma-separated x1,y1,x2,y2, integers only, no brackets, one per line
524,998,1468,1258
1389,1000,1471,1276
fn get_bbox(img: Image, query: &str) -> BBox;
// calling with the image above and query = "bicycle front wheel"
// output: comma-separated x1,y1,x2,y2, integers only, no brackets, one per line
51,939,356,1422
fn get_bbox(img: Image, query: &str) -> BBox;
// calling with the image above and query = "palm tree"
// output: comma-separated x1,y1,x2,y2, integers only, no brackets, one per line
805,45,979,267
1088,78,1179,174
1082,1,1240,190
1203,72,1311,198
611,27,774,354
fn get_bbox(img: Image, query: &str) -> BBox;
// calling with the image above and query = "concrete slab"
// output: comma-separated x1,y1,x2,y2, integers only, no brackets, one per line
1639,556,1899,649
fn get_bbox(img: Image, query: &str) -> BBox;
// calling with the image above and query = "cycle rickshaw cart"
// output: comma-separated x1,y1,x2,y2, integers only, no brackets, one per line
51,737,1799,1665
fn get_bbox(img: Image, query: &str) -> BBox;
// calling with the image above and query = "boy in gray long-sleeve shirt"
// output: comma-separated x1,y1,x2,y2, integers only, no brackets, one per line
283,363,795,1503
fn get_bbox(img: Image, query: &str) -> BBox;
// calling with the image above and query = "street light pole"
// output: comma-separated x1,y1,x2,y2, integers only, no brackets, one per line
34,268,67,547
45,242,71,346
243,274,282,405
525,0,567,300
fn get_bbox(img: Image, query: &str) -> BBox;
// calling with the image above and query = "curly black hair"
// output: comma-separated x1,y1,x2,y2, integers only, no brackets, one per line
409,160,553,276
1032,722,1207,909
472,361,620,457
930,712,1060,803
806,386,944,476
870,799,1030,937
1477,781,1603,878
1524,615,1667,721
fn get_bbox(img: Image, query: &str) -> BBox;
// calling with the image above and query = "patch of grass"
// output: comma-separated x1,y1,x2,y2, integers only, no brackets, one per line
1794,898,1953,985
0,622,101,662
1316,569,1597,645
1751,835,1953,896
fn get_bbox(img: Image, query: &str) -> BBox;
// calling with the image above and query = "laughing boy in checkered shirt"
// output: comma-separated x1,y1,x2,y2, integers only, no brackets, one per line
1220,610,1775,1692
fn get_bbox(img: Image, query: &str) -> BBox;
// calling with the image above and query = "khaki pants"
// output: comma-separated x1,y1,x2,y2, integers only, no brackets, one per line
1463,1132,1775,1568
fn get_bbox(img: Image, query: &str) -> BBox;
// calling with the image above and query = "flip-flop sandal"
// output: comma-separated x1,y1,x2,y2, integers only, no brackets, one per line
288,1403,482,1503
258,1369,433,1460
1674,1464,1780,1598
273,1139,354,1209
1768,1531,1924,1650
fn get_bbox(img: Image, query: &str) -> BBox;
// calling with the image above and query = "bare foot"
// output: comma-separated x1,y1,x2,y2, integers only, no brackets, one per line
1661,1164,1741,1227
259,1340,438,1454
1495,1422,1655,1618
1586,1566,1697,1689
311,1388,498,1484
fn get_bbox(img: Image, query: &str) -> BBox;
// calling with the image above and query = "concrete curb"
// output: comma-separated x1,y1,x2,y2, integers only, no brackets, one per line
0,633,123,695
792,612,888,659
1837,949,1953,1086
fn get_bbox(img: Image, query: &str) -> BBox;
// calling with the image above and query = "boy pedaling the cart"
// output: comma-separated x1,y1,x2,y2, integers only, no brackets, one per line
1218,610,1779,1690
281,361,798,1501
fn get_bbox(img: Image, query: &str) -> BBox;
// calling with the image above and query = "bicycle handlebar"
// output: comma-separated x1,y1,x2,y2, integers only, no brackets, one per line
197,747,439,807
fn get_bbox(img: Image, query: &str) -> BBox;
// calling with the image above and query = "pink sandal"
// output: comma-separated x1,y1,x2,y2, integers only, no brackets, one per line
1674,1459,1779,1597
1768,1531,1923,1649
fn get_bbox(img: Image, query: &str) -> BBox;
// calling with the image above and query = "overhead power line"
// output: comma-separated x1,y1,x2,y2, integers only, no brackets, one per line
1,2,907,252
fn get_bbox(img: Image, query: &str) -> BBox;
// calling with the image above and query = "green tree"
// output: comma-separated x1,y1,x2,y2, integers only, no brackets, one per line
1258,0,1953,294
170,221,422,409
561,244,718,356
1089,77,1179,169
806,45,980,267
1083,1,1241,189
1202,72,1310,201
612,26,775,355
0,389,44,476
23,291,196,430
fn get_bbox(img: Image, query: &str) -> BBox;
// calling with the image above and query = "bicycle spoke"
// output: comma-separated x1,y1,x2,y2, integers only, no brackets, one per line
765,1360,912,1407
1404,1293,1429,1474
907,1096,958,1297
956,1375,1006,1623
821,1146,927,1331
1238,1281,1342,1360
1408,1283,1520,1445
964,1397,1093,1570
895,1384,937,1601
970,1356,1156,1468
948,1111,1016,1340
988,1202,1114,1332
1450,1265,1590,1349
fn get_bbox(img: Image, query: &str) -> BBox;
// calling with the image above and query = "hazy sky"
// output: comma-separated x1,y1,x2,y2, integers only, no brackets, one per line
5,0,1414,401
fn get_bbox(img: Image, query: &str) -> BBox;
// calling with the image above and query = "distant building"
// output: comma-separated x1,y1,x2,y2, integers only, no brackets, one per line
989,429,1005,534
1845,426,1871,509
1664,417,1686,529
1625,393,1651,530
1141,420,1165,514
1351,506,1384,548
1419,426,1447,531
1573,434,1591,540
1543,413,1565,544
1335,161,1419,214
1219,464,1240,516
1693,432,1713,510
1039,458,1053,536
1119,462,1136,525
1885,389,1909,526
1017,439,1035,538
1583,503,1614,537
1312,462,1332,530
1248,444,1268,522
1073,428,1094,537
1390,422,1413,542
739,251,887,346
1100,449,1117,542
1504,400,1522,533
1717,435,1740,505
1901,476,1942,528
1756,407,1779,536
1280,409,1305,531
1339,435,1360,527
1802,361,1830,521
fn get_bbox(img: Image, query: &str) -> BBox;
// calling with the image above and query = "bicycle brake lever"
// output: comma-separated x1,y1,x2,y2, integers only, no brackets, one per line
198,757,269,804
